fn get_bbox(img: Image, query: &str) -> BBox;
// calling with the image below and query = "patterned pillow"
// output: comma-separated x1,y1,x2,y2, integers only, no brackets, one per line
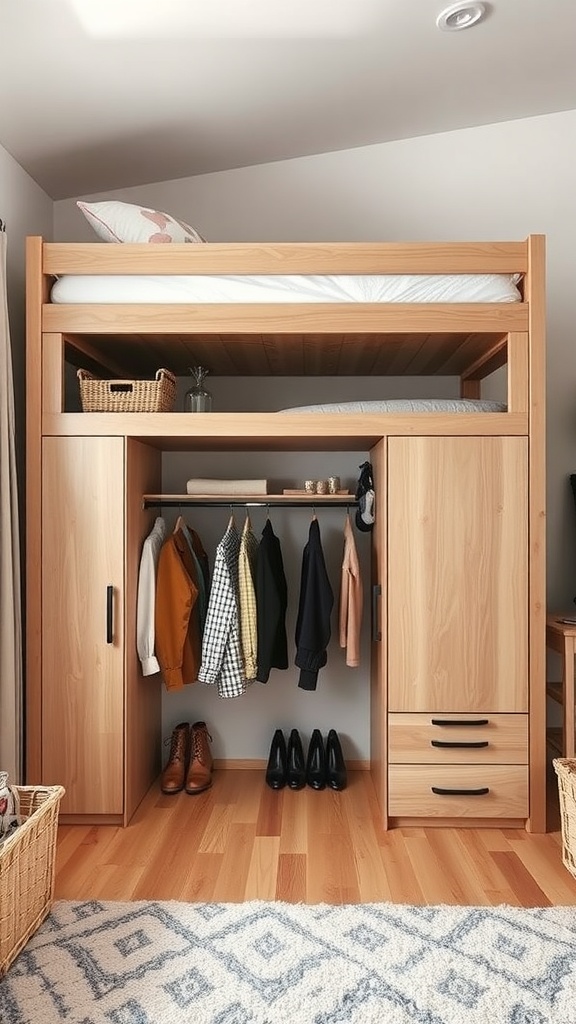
0,770,21,846
77,200,205,244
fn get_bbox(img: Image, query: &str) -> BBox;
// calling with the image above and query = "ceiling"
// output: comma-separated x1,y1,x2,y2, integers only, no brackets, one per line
1,0,576,201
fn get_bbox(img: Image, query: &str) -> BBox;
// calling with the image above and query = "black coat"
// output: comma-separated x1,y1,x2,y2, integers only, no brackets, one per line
255,519,288,683
295,518,334,691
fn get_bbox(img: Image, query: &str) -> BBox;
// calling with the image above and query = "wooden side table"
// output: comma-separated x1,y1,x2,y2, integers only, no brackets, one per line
546,614,576,759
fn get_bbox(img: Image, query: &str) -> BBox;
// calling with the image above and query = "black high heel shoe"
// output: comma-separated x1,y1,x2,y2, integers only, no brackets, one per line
265,729,287,790
286,729,306,790
305,728,326,790
326,729,347,791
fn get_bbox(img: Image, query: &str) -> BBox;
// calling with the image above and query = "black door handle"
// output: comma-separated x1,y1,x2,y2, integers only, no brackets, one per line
372,584,382,642
106,585,114,644
431,786,490,796
430,740,489,749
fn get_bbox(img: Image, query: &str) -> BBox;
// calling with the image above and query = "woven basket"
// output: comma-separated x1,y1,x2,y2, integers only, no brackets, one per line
0,785,65,977
553,758,576,880
77,367,176,412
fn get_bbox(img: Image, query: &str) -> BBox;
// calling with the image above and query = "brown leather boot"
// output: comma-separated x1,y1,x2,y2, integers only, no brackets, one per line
185,721,213,794
160,722,190,794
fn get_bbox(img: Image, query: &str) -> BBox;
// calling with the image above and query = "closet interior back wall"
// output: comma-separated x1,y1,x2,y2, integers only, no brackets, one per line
159,448,372,765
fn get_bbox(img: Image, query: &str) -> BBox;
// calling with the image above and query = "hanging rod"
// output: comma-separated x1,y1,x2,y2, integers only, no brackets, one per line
142,493,358,510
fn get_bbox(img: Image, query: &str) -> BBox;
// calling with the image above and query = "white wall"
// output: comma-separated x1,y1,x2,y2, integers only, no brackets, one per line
53,108,576,758
0,143,52,776
0,143,52,470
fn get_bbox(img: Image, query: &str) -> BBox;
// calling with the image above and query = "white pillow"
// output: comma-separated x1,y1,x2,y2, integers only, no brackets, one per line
77,200,205,244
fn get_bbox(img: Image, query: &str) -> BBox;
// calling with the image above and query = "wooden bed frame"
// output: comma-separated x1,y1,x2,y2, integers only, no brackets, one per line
25,235,546,831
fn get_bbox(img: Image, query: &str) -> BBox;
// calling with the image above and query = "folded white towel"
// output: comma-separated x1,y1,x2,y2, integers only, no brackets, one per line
186,479,268,495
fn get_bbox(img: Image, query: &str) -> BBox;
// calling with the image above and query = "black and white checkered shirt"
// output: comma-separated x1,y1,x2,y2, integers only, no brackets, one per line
198,518,246,699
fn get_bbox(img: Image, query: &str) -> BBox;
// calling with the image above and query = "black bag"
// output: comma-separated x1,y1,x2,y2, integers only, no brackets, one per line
355,461,375,533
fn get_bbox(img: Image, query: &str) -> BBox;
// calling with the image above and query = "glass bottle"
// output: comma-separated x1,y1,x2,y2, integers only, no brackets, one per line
184,366,212,413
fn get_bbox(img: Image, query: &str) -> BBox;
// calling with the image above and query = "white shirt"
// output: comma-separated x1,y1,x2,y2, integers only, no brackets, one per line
136,517,166,675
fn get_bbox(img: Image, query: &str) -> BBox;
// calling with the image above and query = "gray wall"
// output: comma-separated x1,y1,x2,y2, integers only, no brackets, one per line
0,142,53,496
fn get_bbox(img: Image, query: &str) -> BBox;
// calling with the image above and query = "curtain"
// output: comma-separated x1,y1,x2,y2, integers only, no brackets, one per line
0,223,23,781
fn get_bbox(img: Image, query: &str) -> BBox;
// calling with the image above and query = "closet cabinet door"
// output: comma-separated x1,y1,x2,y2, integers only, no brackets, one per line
42,436,125,814
388,437,528,713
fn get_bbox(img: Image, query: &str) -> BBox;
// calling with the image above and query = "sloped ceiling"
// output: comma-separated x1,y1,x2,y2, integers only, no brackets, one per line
1,0,576,200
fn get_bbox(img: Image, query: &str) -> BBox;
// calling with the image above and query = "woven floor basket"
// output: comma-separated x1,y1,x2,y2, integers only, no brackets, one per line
0,785,65,977
77,367,176,412
553,758,576,880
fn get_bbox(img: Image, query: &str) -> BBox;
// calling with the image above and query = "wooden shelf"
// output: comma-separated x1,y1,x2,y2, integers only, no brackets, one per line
143,492,358,508
44,412,527,450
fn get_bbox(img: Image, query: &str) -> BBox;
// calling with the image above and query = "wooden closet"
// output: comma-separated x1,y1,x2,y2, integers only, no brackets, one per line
25,236,547,832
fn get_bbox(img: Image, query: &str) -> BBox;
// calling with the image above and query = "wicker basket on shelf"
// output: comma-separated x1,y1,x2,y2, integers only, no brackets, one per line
0,785,65,977
77,367,176,413
553,758,576,880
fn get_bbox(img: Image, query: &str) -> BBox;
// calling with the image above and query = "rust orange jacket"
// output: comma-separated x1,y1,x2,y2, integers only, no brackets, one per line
154,526,201,691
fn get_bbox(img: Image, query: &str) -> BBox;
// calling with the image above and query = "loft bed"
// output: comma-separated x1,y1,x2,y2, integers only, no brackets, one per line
26,236,545,446
25,235,547,833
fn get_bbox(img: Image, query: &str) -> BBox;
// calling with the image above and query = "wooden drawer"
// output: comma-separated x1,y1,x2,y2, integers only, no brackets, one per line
388,713,528,764
388,764,528,818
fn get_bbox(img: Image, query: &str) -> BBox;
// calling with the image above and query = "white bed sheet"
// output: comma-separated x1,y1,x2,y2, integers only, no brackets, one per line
50,273,522,304
279,399,507,414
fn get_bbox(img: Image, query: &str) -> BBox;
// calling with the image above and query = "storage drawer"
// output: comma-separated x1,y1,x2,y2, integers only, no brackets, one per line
388,713,528,764
388,764,528,818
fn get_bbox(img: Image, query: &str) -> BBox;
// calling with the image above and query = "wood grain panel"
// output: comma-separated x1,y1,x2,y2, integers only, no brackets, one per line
42,436,125,814
124,439,162,824
43,302,528,341
527,234,547,834
389,765,529,818
50,325,526,378
42,412,528,448
388,713,529,763
42,240,528,276
388,436,528,713
25,237,45,782
369,439,387,827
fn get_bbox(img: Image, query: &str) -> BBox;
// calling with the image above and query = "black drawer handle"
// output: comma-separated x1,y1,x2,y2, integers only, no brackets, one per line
430,740,489,749
431,786,490,796
431,718,489,727
106,585,114,644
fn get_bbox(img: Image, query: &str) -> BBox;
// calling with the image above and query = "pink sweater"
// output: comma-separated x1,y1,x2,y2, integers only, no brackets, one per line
339,516,363,667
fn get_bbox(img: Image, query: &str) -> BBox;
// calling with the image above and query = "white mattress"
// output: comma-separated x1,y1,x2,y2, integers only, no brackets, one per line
279,399,507,414
50,273,522,304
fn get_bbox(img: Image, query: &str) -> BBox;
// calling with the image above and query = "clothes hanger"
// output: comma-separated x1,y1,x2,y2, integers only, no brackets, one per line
173,507,185,534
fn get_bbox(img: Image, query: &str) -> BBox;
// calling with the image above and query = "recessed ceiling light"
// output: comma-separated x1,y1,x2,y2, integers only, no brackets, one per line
436,2,486,32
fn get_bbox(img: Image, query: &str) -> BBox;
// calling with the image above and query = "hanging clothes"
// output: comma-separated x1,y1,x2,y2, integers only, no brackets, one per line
178,519,210,634
255,518,288,684
198,516,245,698
295,517,334,691
339,513,363,667
238,514,259,682
136,516,166,676
155,525,200,691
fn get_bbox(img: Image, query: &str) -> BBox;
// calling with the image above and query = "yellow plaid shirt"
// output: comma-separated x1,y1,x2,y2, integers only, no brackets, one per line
238,516,259,681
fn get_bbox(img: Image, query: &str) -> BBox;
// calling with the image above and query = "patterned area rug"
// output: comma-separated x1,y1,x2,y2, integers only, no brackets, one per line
1,900,575,1023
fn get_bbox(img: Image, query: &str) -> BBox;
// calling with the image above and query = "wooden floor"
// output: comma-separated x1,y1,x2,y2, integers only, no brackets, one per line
54,768,576,907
